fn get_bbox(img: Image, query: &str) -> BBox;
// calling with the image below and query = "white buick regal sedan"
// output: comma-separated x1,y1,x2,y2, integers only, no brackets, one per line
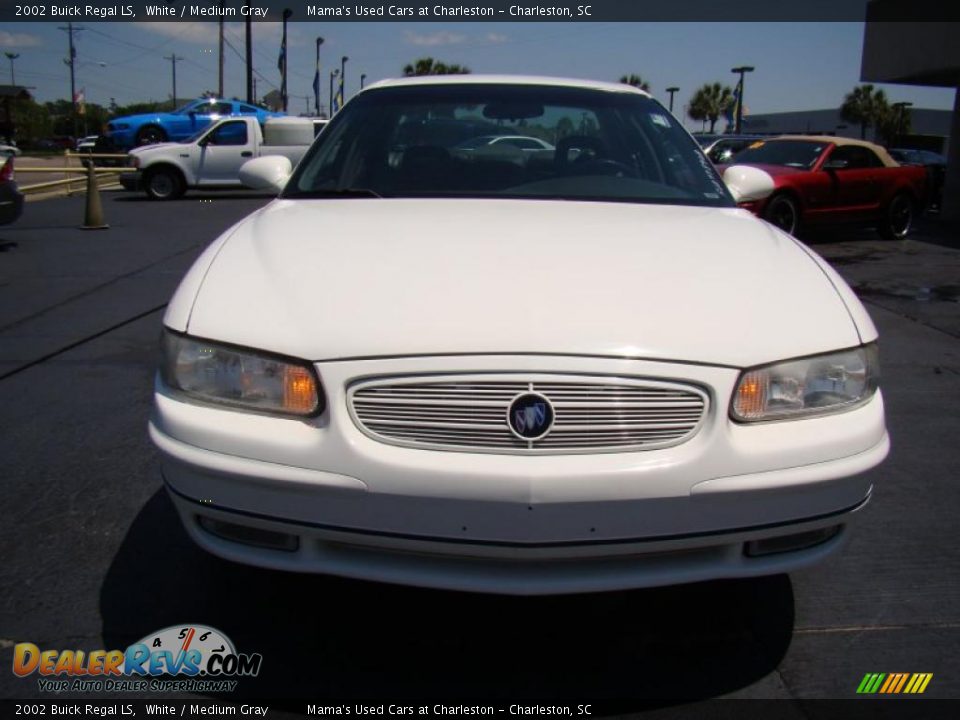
149,76,889,594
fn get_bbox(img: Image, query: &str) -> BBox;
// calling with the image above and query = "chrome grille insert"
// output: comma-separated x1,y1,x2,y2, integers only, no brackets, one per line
348,375,708,454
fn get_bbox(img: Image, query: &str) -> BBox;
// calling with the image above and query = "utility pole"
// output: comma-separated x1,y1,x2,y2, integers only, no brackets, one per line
245,0,253,103
59,22,79,138
164,54,183,109
360,73,367,90
4,53,19,86
218,2,225,98
341,55,348,103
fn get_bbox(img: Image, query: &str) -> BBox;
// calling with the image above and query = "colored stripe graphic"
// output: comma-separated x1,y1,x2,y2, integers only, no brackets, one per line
858,673,932,694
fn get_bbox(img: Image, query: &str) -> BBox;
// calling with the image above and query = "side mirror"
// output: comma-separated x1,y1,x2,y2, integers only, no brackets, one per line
239,155,292,193
823,159,848,171
722,164,775,203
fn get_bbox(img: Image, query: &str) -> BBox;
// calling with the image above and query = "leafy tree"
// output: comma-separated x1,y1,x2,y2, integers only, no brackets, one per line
687,83,734,133
619,74,650,92
876,102,912,145
840,84,889,140
402,58,471,76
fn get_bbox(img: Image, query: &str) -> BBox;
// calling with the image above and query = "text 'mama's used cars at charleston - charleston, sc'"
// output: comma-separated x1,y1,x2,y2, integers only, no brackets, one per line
150,75,889,595
719,136,928,239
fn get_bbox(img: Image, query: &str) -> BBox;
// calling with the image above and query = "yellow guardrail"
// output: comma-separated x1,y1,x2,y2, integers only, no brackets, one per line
18,149,132,196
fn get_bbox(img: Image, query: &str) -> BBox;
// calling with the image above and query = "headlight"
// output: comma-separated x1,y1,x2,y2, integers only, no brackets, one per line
731,344,879,422
160,330,322,417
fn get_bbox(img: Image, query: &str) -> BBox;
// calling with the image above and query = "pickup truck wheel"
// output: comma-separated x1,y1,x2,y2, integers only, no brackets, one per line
144,168,184,201
136,126,167,145
763,193,800,236
878,193,915,240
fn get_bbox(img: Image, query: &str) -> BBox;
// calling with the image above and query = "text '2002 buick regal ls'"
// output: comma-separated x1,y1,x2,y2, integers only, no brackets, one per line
149,76,889,595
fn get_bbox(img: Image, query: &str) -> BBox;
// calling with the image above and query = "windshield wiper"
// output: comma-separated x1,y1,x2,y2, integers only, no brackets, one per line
294,188,383,199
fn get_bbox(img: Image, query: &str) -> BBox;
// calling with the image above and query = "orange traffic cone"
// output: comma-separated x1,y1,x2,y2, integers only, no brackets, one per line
80,160,109,230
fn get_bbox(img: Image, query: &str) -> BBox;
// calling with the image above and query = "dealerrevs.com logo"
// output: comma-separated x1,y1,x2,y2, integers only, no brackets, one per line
13,624,262,693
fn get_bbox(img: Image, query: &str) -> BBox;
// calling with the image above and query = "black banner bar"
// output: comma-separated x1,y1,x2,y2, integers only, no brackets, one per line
1,0,959,23
1,699,959,719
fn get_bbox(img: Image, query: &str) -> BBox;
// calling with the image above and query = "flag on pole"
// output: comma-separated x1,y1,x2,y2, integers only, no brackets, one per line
725,86,740,127
74,88,86,115
333,76,344,113
277,37,286,74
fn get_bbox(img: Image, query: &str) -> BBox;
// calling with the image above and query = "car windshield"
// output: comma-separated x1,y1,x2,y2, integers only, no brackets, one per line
732,140,828,169
284,84,734,207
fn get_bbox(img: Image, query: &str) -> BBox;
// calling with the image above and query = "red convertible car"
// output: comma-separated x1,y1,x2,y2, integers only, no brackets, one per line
721,136,927,239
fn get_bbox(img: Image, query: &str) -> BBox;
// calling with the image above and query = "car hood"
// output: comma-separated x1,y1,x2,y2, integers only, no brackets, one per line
718,163,806,179
129,142,184,158
109,113,169,128
180,199,861,367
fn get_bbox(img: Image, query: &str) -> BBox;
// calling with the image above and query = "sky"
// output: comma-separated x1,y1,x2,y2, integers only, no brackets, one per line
1,21,955,130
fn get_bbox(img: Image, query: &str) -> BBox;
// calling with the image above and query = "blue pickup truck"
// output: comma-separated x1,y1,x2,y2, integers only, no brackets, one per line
102,98,285,149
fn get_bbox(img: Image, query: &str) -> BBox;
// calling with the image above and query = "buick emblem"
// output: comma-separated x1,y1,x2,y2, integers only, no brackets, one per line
507,392,555,441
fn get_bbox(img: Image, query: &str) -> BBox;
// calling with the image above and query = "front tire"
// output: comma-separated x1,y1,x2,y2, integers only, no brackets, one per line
136,125,167,145
763,193,800,236
878,192,915,240
143,167,184,201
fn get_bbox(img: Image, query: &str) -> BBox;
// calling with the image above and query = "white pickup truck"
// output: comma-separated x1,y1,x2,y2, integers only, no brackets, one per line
120,116,320,200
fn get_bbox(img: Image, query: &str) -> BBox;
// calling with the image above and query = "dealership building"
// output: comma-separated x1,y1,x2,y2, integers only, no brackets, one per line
742,108,952,151
860,1,959,219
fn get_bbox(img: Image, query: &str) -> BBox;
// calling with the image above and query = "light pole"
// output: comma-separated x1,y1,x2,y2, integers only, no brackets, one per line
892,101,913,142
730,66,754,134
340,56,349,103
665,86,679,114
245,0,253,103
360,73,367,90
314,36,324,116
4,53,19,86
329,68,339,115
280,8,292,112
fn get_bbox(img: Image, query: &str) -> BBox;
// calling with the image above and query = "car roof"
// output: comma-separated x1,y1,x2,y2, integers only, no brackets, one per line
764,135,899,167
362,74,652,98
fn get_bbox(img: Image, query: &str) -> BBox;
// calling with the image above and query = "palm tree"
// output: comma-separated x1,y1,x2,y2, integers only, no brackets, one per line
687,83,734,133
876,102,912,145
840,84,889,140
402,58,471,76
619,74,650,92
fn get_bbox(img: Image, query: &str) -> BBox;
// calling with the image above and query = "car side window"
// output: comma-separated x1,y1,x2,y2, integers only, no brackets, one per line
828,146,879,169
215,102,234,115
240,105,258,114
207,122,248,146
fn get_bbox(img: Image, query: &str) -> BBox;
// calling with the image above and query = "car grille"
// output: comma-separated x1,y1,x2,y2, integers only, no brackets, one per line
348,375,708,454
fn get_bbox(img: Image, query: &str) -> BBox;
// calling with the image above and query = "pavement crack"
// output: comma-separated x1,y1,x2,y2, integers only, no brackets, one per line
0,303,168,383
794,622,960,635
0,244,198,334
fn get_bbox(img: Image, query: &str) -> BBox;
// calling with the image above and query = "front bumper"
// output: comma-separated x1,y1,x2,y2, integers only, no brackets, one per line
119,172,142,192
150,354,889,594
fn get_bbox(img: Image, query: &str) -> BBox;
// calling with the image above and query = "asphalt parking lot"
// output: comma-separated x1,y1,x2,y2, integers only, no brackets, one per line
1,190,958,715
